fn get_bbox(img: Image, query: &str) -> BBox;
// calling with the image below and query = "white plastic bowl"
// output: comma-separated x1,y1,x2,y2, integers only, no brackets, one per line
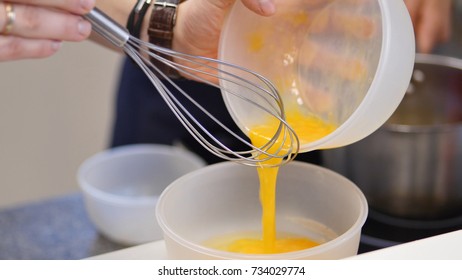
78,144,206,245
219,0,415,152
156,161,368,259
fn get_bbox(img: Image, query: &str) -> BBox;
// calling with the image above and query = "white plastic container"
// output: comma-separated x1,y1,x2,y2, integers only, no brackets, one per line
78,144,206,245
156,161,368,259
219,0,415,152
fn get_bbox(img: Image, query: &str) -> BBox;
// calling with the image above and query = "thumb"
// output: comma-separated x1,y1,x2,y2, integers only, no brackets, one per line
212,0,276,16
241,0,276,16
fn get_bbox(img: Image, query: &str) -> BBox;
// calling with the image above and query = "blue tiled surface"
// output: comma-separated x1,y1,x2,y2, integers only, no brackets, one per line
0,194,127,259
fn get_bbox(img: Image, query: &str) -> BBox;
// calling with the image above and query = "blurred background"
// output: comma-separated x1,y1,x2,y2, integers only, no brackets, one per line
0,41,121,208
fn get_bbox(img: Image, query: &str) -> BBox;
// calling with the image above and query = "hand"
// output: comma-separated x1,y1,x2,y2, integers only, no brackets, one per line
217,0,379,118
173,0,276,60
0,0,95,61
404,0,452,53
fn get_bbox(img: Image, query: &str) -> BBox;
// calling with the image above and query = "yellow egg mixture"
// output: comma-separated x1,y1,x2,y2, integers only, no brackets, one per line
206,10,337,254
207,110,336,254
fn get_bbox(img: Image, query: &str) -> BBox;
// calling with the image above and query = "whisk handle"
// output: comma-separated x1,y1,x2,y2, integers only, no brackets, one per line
84,7,130,48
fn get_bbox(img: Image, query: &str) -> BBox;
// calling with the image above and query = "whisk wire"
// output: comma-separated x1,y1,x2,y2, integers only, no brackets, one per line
127,45,261,162
143,47,300,161
85,8,299,166
131,37,283,117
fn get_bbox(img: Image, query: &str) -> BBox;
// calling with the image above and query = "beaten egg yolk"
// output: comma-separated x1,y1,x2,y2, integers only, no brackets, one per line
213,110,336,254
208,8,338,254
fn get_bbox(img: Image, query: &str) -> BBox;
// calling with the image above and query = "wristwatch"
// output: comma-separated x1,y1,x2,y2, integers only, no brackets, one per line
127,0,153,39
148,0,186,78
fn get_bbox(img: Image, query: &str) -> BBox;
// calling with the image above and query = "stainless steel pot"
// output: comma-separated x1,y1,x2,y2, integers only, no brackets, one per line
322,54,462,220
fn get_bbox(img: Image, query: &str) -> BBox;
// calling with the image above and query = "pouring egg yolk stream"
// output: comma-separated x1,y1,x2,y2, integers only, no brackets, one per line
209,9,340,254
213,110,336,254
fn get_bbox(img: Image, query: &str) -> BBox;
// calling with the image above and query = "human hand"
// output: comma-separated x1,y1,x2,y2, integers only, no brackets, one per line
173,0,276,61
219,0,381,120
0,0,95,61
172,0,375,88
404,0,452,53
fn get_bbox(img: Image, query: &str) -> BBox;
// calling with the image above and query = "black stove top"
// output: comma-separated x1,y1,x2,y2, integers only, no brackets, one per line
358,208,462,253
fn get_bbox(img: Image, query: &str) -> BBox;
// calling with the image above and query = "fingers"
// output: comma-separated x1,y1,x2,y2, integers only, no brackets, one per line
0,4,92,41
300,41,367,82
240,0,276,16
404,0,419,24
208,0,275,16
416,0,452,53
0,36,62,61
404,0,452,53
416,20,444,54
0,0,95,61
7,0,95,15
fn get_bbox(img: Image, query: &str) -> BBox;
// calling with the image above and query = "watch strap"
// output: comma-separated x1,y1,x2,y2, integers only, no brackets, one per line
127,0,153,39
148,0,185,78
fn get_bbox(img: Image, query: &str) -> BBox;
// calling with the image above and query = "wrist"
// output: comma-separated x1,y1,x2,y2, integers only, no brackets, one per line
148,1,185,49
147,0,186,78
171,1,189,54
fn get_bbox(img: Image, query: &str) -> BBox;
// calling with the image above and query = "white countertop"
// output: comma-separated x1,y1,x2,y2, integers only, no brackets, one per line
348,230,462,259
90,230,462,260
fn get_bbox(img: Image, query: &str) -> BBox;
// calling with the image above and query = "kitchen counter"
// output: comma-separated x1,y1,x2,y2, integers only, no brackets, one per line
0,193,128,260
2,192,461,260
89,230,462,260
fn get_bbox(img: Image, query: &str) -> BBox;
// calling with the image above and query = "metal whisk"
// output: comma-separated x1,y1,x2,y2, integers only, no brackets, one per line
85,8,299,166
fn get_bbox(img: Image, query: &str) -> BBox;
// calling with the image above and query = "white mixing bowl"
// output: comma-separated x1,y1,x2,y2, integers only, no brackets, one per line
78,144,206,245
219,0,415,152
157,161,368,259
